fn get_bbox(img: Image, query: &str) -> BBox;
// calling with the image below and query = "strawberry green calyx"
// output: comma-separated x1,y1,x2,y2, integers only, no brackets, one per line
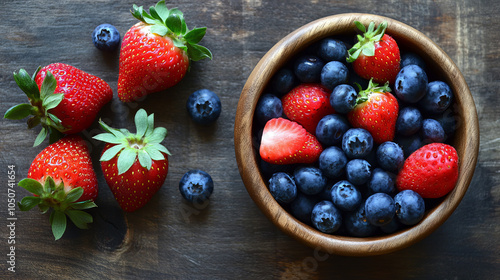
347,21,388,63
355,78,392,105
131,0,212,62
18,176,97,240
4,67,65,146
93,108,171,175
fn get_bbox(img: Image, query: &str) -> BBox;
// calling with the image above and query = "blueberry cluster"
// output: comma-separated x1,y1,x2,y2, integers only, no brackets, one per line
254,36,458,237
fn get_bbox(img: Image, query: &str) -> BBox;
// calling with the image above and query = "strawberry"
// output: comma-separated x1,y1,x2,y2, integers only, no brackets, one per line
259,118,323,165
282,83,335,134
17,135,98,240
396,143,459,198
4,63,113,146
347,21,400,84
117,1,212,102
348,79,399,144
93,109,171,212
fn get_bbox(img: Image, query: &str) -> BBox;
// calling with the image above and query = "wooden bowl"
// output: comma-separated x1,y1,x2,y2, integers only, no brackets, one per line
234,13,479,256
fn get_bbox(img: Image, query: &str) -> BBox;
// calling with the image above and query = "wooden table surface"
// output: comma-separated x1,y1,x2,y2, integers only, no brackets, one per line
1,0,498,279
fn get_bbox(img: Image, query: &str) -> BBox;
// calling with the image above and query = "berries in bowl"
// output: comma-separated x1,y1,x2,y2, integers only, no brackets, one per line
234,13,479,256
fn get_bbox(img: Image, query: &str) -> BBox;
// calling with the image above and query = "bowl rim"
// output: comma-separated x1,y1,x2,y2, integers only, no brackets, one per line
234,13,480,256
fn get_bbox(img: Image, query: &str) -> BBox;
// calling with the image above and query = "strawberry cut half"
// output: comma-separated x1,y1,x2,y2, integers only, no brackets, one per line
259,118,323,165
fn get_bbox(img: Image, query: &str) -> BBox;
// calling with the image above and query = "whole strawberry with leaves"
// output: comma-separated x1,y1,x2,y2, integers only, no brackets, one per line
118,0,212,102
347,21,400,84
93,109,170,212
347,79,399,144
17,135,98,240
4,63,113,146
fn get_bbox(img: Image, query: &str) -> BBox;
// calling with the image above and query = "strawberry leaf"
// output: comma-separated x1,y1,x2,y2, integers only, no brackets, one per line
184,27,206,45
18,196,41,211
138,149,153,170
40,71,57,100
50,210,67,240
117,148,138,175
34,127,48,147
65,187,84,203
150,24,169,37
99,144,125,161
71,201,98,210
42,93,64,110
135,109,148,138
354,21,366,33
18,178,44,195
13,68,41,100
66,210,93,230
145,145,166,161
151,143,171,156
147,127,167,144
155,0,169,22
4,103,34,120
187,43,213,61
93,133,122,144
166,13,183,35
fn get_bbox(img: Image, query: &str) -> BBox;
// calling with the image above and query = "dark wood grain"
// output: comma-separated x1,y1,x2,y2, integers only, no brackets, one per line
0,0,498,279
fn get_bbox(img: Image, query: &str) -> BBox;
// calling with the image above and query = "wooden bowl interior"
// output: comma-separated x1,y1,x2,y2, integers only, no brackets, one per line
234,13,479,256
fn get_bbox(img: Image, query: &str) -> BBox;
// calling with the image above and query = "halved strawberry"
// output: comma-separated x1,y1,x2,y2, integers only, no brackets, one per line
259,118,323,165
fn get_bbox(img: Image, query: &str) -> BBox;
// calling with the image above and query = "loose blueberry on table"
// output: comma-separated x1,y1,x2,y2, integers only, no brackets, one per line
253,21,460,237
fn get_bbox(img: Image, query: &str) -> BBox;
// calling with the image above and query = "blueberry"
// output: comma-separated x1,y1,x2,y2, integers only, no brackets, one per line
365,193,396,226
421,118,445,143
434,109,459,137
394,134,423,158
342,128,374,159
269,68,297,96
418,81,453,114
293,166,327,195
293,55,324,83
394,190,425,225
92,23,121,51
186,89,222,125
290,193,319,225
376,141,404,172
400,52,426,70
330,84,357,114
255,94,283,125
318,146,348,179
268,172,297,204
344,202,378,237
396,106,422,136
315,114,350,147
320,61,349,90
379,218,402,234
394,65,428,103
331,180,362,211
346,159,372,185
179,170,214,203
367,168,396,195
311,201,342,233
316,38,347,62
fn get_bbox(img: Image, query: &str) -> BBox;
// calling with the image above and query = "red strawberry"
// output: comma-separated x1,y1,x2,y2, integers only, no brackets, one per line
348,79,399,144
17,135,98,240
282,83,335,134
259,118,323,165
396,143,459,198
347,21,400,84
4,63,113,146
117,1,212,102
93,109,170,212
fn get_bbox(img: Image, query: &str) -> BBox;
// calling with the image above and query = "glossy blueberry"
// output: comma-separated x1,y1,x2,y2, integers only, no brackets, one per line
290,193,319,225
344,202,378,237
400,52,426,70
316,38,347,62
394,190,425,226
376,141,404,172
434,109,458,137
418,81,453,114
394,134,423,158
293,166,327,195
179,170,214,203
365,193,396,226
320,61,349,90
255,94,283,125
293,54,324,83
394,65,428,103
311,201,342,233
268,172,297,204
330,84,357,114
92,23,121,51
331,180,362,211
367,168,396,195
342,128,374,159
186,89,222,125
315,114,350,147
318,146,348,179
269,68,297,96
346,159,372,185
396,106,422,136
421,118,445,143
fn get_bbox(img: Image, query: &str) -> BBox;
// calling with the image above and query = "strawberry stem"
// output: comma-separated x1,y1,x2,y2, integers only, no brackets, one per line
347,21,388,63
